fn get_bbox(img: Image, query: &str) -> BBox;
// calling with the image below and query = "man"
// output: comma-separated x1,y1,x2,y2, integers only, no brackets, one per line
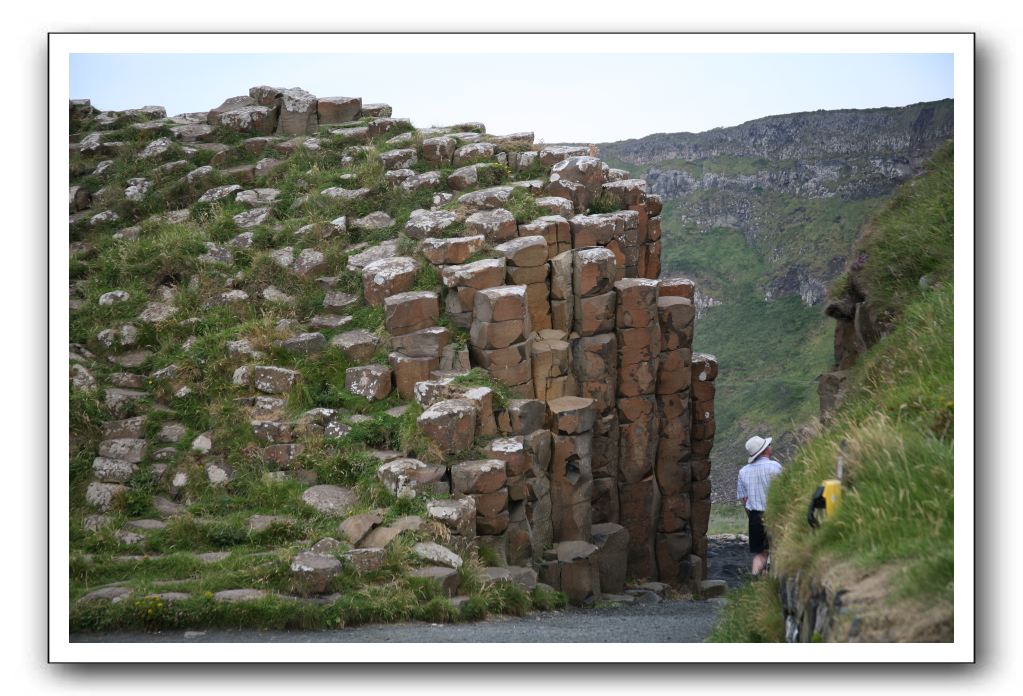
736,435,783,577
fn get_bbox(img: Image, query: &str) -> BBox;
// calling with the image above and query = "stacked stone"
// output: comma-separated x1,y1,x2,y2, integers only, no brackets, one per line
518,216,571,258
689,352,718,584
546,156,606,214
530,329,575,401
383,290,443,400
569,247,620,526
451,459,508,562
548,250,574,333
570,212,641,281
469,285,533,398
547,396,596,544
653,283,697,585
614,278,661,580
494,235,552,332
484,430,553,566
600,179,663,280
441,257,507,330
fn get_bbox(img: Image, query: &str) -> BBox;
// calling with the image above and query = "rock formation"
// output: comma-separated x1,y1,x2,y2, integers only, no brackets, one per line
68,85,719,619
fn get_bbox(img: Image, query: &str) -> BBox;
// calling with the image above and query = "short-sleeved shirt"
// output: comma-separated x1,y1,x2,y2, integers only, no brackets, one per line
737,456,783,511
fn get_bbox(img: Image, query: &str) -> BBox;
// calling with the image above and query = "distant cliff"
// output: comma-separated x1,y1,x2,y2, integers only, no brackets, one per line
601,99,953,305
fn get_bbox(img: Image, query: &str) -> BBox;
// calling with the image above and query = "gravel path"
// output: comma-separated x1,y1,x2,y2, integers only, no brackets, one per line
71,597,726,643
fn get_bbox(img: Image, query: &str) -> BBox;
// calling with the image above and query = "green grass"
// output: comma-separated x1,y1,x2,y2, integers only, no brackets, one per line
708,503,747,536
767,284,954,603
706,577,785,642
839,142,954,316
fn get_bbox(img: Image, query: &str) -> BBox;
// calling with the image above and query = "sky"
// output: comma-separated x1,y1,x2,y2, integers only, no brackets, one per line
69,52,953,145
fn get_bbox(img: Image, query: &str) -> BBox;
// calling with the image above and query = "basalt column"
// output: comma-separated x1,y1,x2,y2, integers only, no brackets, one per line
615,278,661,580
689,352,718,584
470,285,534,398
570,248,620,526
495,235,552,334
653,286,697,584
547,396,597,543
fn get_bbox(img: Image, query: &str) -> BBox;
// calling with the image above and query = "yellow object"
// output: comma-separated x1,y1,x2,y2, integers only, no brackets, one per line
821,479,843,517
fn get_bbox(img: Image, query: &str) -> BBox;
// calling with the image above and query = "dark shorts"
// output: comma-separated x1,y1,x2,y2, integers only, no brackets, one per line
747,509,769,554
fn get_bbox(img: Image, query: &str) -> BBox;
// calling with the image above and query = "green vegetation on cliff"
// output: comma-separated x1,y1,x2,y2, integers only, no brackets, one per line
710,141,955,642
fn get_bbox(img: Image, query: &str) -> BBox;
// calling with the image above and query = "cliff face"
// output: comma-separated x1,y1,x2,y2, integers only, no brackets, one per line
601,99,953,306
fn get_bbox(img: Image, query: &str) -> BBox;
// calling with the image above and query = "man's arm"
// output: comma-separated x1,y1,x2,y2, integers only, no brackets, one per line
737,474,747,505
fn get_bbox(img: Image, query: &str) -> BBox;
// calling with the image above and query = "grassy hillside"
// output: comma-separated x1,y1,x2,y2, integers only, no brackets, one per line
67,106,573,631
709,141,954,642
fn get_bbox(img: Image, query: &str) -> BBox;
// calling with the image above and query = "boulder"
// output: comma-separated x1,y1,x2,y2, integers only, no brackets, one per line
457,186,514,211
573,247,617,298
279,332,326,355
317,96,362,124
362,256,419,305
91,457,136,483
472,285,527,323
426,497,477,537
494,236,548,268
421,235,485,265
401,171,442,192
453,142,495,165
422,136,457,163
274,87,318,136
418,399,477,454
539,145,589,166
389,352,439,399
302,485,359,517
384,290,439,336
97,438,147,463
377,458,446,498
346,240,399,272
322,186,370,200
389,326,450,359
343,548,387,572
451,459,506,495
409,567,460,597
331,330,379,362
404,209,459,240
413,542,463,569
338,511,384,545
252,366,300,394
290,552,342,596
345,365,392,401
547,397,596,435
232,207,271,229
379,148,417,170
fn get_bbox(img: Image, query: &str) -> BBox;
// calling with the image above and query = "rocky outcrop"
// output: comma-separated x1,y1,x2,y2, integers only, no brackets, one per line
69,85,721,618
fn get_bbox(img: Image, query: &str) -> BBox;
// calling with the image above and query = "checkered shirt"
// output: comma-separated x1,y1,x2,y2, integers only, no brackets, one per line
737,457,783,511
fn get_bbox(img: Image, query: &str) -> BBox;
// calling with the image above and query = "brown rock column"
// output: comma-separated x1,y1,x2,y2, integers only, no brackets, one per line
441,257,507,330
614,277,661,579
469,285,534,398
530,329,575,402
569,247,619,528
654,289,697,584
690,352,718,585
495,235,552,333
547,396,597,543
452,459,509,550
485,429,553,565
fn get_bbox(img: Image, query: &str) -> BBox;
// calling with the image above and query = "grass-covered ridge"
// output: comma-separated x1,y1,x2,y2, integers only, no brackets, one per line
710,141,955,642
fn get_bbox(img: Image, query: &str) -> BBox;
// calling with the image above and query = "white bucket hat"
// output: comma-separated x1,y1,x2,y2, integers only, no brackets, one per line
745,435,772,463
